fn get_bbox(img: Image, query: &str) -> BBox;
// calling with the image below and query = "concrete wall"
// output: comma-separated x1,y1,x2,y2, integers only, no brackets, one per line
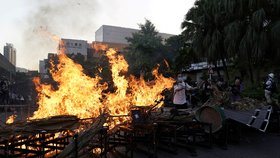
59,39,89,59
0,53,16,77
95,26,104,43
95,25,174,45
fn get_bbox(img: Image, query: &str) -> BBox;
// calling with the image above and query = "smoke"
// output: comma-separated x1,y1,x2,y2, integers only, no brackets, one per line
20,0,99,70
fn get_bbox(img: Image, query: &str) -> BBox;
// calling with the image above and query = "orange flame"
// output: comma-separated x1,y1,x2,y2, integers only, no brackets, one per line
30,53,107,119
92,42,108,52
129,66,174,108
105,49,130,116
58,40,66,54
30,46,175,126
6,115,16,124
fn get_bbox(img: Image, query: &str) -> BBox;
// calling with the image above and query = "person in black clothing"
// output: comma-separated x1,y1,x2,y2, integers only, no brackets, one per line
231,77,243,102
217,77,227,91
200,77,212,103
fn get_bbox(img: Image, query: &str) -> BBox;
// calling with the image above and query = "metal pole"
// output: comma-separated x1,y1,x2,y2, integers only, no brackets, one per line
20,106,23,121
73,134,78,158
5,140,9,158
5,106,7,122
41,130,46,158
153,123,157,158
101,126,108,158
27,104,30,118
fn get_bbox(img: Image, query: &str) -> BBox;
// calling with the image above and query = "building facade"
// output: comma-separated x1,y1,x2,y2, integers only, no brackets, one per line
58,39,89,60
3,43,16,66
39,60,47,74
39,25,176,71
16,67,29,73
95,25,174,45
0,53,16,79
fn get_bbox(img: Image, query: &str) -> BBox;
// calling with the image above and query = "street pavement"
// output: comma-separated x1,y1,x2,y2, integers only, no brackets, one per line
0,107,279,158
109,129,280,158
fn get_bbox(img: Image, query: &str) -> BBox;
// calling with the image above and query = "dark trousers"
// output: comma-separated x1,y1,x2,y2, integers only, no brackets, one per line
174,103,189,109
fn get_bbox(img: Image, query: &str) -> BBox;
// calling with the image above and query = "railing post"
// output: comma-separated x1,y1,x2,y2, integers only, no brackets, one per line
153,122,158,158
101,125,108,158
73,134,78,158
41,130,46,158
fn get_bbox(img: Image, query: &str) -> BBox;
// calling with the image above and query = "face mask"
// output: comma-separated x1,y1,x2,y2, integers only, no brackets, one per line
177,77,183,82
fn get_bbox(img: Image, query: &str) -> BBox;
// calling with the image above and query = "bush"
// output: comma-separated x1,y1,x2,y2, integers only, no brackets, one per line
242,83,264,100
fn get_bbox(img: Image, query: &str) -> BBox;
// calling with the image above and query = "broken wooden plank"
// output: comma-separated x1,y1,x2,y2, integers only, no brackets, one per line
0,115,80,139
57,114,107,158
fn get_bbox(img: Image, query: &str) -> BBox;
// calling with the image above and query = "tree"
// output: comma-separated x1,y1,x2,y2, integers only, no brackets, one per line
181,0,231,80
181,0,280,84
68,53,85,65
125,19,165,77
165,35,197,72
222,0,280,83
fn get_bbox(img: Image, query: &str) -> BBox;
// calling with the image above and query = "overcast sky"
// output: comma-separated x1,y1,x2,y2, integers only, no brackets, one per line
0,0,195,70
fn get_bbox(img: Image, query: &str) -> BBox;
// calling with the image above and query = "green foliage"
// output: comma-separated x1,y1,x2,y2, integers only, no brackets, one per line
125,19,166,77
164,35,182,60
126,20,163,55
180,0,280,84
181,0,231,80
164,35,193,72
242,83,264,100
67,53,85,65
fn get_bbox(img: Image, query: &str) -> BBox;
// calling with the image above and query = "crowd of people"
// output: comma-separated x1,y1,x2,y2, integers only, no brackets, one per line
171,72,278,109
0,72,278,107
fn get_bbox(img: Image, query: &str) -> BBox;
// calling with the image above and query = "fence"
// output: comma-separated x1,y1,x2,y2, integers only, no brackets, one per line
0,104,35,123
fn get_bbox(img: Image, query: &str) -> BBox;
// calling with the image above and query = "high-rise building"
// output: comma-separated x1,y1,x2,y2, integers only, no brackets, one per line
3,43,16,66
39,60,47,74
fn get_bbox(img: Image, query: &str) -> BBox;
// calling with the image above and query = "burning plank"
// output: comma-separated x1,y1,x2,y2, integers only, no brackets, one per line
0,115,80,139
57,114,107,158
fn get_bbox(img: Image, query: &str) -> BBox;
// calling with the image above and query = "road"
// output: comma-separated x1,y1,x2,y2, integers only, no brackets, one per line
109,129,280,158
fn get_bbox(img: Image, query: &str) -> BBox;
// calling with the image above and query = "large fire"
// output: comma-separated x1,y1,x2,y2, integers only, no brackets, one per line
31,53,106,119
30,44,175,126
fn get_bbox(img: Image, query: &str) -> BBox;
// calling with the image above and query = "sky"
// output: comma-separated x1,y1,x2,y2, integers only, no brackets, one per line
0,0,196,70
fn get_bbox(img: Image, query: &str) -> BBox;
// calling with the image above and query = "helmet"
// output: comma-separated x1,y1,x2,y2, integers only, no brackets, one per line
268,73,274,78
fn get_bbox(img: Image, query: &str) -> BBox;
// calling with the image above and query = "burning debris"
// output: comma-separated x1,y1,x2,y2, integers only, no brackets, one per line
57,114,107,158
31,52,106,120
0,115,80,157
6,115,17,124
0,35,176,156
31,46,175,126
